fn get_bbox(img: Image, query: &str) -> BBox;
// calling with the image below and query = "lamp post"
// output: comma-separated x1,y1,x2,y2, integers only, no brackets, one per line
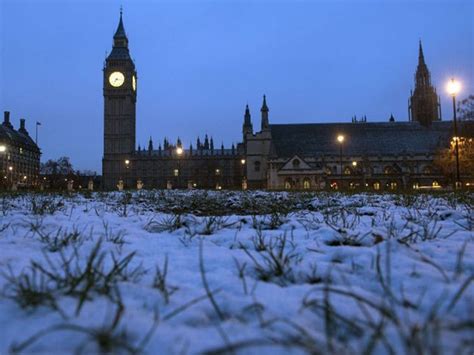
447,78,461,189
124,159,130,189
337,135,345,189
8,166,13,189
176,146,183,188
0,145,5,189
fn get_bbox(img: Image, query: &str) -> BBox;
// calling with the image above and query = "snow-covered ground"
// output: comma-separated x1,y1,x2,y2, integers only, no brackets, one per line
0,190,472,354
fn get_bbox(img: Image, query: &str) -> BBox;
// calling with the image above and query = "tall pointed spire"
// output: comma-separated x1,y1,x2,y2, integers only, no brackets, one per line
114,8,127,39
261,95,269,113
261,95,270,131
409,41,441,126
244,104,251,124
112,8,128,49
242,104,253,139
418,40,425,65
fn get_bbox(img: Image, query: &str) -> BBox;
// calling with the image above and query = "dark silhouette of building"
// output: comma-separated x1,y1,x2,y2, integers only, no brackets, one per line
102,12,473,191
409,41,442,126
0,111,41,189
102,9,137,189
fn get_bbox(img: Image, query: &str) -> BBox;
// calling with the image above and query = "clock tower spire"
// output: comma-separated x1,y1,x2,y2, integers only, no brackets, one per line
102,9,137,189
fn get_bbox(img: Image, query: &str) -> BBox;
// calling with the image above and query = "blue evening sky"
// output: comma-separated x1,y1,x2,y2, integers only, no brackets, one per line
1,0,472,172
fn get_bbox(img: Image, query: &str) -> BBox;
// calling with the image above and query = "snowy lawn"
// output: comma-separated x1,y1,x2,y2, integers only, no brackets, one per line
0,190,473,354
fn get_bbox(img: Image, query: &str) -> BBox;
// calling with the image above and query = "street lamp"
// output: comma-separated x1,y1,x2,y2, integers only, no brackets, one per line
8,166,13,188
447,78,461,189
124,159,130,189
337,135,345,189
176,146,183,188
0,145,6,189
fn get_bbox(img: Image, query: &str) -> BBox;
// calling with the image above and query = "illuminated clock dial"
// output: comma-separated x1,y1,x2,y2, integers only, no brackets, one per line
109,71,125,87
132,75,136,91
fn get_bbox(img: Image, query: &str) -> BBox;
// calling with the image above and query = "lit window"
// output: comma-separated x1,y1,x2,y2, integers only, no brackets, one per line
173,169,179,176
389,181,398,190
432,181,440,188
303,178,311,189
344,167,352,175
373,182,380,190
413,182,419,190
284,179,292,189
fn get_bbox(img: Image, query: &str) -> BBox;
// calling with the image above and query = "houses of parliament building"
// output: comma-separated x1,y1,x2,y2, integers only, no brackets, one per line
102,12,473,191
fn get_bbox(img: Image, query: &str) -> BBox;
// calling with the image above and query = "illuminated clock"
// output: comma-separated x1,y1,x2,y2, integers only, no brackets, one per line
109,71,125,87
132,75,136,91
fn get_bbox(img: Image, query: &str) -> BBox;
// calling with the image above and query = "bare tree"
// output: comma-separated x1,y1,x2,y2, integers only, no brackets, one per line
458,95,474,121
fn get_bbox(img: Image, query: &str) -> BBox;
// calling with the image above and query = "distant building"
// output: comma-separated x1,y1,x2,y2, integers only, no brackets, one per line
0,111,41,188
102,12,473,191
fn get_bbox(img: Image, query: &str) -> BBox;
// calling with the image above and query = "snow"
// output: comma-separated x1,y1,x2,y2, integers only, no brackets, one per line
0,190,473,354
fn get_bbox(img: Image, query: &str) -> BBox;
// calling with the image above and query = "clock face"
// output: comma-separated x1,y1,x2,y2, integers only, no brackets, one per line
132,75,136,91
109,71,125,87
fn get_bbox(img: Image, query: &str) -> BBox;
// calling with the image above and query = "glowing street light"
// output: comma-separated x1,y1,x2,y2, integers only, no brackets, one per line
446,79,461,97
336,135,345,189
240,159,246,165
352,161,357,167
175,146,184,188
447,78,461,188
0,145,6,153
8,166,13,171
125,159,130,166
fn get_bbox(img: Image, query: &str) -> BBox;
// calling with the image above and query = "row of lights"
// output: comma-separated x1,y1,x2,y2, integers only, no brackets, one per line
334,78,463,187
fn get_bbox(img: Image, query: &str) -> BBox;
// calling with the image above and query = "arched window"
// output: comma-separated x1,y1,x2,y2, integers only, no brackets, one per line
373,182,380,190
284,178,293,189
303,178,311,189
325,167,332,175
254,161,261,172
389,181,398,190
432,180,440,188
292,159,300,168
344,167,352,175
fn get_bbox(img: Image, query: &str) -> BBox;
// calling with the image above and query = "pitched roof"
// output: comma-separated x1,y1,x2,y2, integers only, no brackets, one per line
0,123,40,152
269,121,473,158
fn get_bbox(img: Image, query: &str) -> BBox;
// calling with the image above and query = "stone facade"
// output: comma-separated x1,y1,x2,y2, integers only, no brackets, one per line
0,111,41,189
102,13,472,191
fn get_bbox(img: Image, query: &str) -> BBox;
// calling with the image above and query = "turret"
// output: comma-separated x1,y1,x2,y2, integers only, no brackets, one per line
242,104,253,140
261,95,270,131
409,41,441,126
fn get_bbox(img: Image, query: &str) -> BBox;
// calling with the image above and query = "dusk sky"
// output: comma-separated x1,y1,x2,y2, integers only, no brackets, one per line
1,0,472,172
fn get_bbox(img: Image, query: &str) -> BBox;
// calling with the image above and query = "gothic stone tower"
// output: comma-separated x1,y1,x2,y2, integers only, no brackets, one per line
102,10,137,189
409,41,441,126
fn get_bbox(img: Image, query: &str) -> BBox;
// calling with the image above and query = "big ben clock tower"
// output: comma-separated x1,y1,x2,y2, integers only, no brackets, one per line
102,9,137,189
